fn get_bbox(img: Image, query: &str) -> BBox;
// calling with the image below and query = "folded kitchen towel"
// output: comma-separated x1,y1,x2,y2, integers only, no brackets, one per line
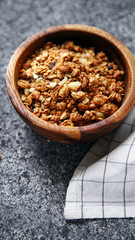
64,106,135,219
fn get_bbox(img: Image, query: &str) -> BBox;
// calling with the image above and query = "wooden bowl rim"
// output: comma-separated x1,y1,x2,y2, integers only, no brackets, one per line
6,24,135,136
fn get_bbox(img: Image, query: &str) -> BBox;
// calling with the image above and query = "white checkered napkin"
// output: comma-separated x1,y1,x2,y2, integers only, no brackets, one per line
64,106,135,219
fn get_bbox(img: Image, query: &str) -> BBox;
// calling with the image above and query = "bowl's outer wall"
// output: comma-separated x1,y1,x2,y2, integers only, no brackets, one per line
6,25,135,143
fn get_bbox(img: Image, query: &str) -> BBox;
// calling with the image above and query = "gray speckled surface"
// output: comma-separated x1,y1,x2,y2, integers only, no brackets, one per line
1,0,135,239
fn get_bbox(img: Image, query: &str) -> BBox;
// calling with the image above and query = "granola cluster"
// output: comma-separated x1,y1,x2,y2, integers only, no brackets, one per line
18,41,125,127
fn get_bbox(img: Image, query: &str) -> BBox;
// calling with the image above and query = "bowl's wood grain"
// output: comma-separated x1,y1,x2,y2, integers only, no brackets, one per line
6,25,135,143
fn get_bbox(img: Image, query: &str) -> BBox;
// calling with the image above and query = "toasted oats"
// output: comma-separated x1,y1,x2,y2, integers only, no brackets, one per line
31,90,40,101
18,41,125,126
60,111,68,120
17,80,30,89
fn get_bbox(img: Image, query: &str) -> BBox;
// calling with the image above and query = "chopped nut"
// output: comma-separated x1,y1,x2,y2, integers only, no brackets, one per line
49,82,57,88
59,84,69,98
29,87,35,92
68,81,81,91
71,91,85,100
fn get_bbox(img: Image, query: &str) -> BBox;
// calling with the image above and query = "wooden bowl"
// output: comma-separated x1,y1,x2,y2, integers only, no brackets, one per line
6,25,135,143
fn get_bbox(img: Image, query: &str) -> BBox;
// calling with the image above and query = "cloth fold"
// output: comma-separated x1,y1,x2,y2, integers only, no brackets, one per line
64,106,135,219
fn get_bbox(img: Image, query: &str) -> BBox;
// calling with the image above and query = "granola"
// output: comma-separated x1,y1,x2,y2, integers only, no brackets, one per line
18,41,125,127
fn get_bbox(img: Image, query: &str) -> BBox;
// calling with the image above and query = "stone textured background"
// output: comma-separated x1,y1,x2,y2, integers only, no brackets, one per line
1,0,135,239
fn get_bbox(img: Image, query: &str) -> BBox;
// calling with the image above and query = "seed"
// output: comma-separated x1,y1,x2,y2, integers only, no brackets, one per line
24,88,30,96
49,61,56,69
33,73,39,79
21,95,26,101
108,64,113,70
17,80,30,89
